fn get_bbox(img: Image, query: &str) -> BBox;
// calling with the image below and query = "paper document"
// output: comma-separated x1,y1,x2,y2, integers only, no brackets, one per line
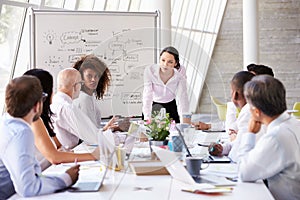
202,163,238,179
181,183,233,194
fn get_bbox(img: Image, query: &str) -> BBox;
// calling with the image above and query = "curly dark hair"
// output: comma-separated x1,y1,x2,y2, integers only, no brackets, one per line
73,55,111,99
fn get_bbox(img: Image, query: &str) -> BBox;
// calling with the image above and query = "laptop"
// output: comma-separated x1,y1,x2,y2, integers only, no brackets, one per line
175,124,231,163
152,146,235,187
67,129,117,192
68,163,109,192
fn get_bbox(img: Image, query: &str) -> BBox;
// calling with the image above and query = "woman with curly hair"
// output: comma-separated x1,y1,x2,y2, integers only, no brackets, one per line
73,55,117,130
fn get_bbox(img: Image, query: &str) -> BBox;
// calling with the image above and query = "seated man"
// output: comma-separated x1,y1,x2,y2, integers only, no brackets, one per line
0,75,79,198
51,68,100,149
195,64,274,139
225,64,275,140
204,71,265,162
239,75,300,200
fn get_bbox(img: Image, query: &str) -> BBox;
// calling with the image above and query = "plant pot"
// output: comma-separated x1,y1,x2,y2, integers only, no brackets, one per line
149,139,169,152
149,140,164,147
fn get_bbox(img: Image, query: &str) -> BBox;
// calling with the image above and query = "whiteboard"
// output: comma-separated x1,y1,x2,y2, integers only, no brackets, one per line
29,8,159,118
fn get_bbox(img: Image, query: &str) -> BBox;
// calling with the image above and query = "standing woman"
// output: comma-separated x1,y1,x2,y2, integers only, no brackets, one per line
73,55,116,130
142,46,189,123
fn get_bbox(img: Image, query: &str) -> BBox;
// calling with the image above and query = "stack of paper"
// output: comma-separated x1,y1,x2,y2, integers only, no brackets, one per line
129,160,169,175
182,183,233,194
201,163,238,179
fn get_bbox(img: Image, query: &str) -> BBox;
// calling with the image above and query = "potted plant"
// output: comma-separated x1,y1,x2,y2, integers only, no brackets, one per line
144,110,171,147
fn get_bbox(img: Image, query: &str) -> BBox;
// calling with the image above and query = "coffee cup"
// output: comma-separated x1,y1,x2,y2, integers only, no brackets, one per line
182,113,192,124
185,157,207,177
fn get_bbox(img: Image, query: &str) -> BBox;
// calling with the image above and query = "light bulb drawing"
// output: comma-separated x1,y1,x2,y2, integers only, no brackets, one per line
46,33,54,45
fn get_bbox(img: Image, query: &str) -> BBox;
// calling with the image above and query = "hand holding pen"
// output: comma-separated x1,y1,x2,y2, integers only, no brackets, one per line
65,158,80,185
208,142,223,156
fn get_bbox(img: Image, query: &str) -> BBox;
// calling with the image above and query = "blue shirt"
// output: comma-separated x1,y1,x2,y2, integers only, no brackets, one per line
0,113,72,198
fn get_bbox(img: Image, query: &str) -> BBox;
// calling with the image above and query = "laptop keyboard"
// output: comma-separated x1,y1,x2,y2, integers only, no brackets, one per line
74,182,101,190
193,176,215,184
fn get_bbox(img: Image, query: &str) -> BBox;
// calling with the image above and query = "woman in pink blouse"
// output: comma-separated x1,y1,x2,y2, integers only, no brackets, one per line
142,46,189,123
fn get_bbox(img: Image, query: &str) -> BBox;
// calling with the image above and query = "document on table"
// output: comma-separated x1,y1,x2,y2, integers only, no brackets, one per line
201,163,238,179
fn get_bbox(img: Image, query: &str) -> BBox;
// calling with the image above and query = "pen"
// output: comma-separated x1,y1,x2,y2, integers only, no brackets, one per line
181,189,205,194
87,144,98,147
198,143,210,147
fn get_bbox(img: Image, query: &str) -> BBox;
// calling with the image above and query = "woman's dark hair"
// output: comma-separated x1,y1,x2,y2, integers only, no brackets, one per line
247,63,274,77
24,69,56,137
160,46,181,70
73,55,111,99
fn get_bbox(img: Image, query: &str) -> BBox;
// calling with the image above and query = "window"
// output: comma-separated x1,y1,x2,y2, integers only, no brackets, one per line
0,0,226,112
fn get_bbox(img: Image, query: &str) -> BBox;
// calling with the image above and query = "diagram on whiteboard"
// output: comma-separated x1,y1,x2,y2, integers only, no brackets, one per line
32,11,158,117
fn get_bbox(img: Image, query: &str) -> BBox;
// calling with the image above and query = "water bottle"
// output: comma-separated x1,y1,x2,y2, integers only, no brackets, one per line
169,120,183,153
159,108,166,120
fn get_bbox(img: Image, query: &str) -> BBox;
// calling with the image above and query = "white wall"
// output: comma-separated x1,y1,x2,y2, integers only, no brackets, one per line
198,0,300,114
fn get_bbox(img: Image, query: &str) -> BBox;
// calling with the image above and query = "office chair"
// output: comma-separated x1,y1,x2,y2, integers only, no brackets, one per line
292,102,300,119
211,96,227,121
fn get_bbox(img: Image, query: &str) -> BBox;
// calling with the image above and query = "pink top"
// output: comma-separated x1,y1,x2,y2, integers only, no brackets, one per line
177,65,187,79
142,64,189,120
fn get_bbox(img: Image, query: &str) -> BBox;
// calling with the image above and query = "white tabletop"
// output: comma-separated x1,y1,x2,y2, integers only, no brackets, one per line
9,130,274,200
9,164,274,200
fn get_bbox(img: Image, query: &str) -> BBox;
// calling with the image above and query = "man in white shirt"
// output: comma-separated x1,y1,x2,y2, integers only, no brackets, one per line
206,71,265,163
51,68,99,149
0,75,79,198
224,64,275,140
238,75,300,200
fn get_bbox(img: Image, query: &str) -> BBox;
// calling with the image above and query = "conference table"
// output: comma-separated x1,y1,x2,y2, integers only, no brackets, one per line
9,130,274,200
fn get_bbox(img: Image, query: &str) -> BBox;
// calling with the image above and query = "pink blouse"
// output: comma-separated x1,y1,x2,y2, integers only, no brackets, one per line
142,64,189,120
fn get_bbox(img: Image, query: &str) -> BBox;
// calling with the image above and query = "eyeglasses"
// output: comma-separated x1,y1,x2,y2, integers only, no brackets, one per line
74,81,85,87
41,92,48,102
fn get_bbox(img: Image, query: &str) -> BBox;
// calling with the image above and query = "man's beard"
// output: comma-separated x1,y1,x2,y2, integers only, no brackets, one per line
33,114,40,122
33,103,43,122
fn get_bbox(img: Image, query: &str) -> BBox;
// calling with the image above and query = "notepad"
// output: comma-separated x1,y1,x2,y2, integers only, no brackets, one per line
129,160,169,175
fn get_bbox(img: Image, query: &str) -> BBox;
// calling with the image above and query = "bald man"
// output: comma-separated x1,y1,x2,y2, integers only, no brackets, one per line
51,68,99,149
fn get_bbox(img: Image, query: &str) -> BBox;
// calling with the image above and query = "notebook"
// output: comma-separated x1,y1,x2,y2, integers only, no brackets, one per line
151,146,236,187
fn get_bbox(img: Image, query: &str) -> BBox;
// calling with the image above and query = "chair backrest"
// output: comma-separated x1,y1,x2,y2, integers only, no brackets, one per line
211,96,227,121
292,102,300,119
